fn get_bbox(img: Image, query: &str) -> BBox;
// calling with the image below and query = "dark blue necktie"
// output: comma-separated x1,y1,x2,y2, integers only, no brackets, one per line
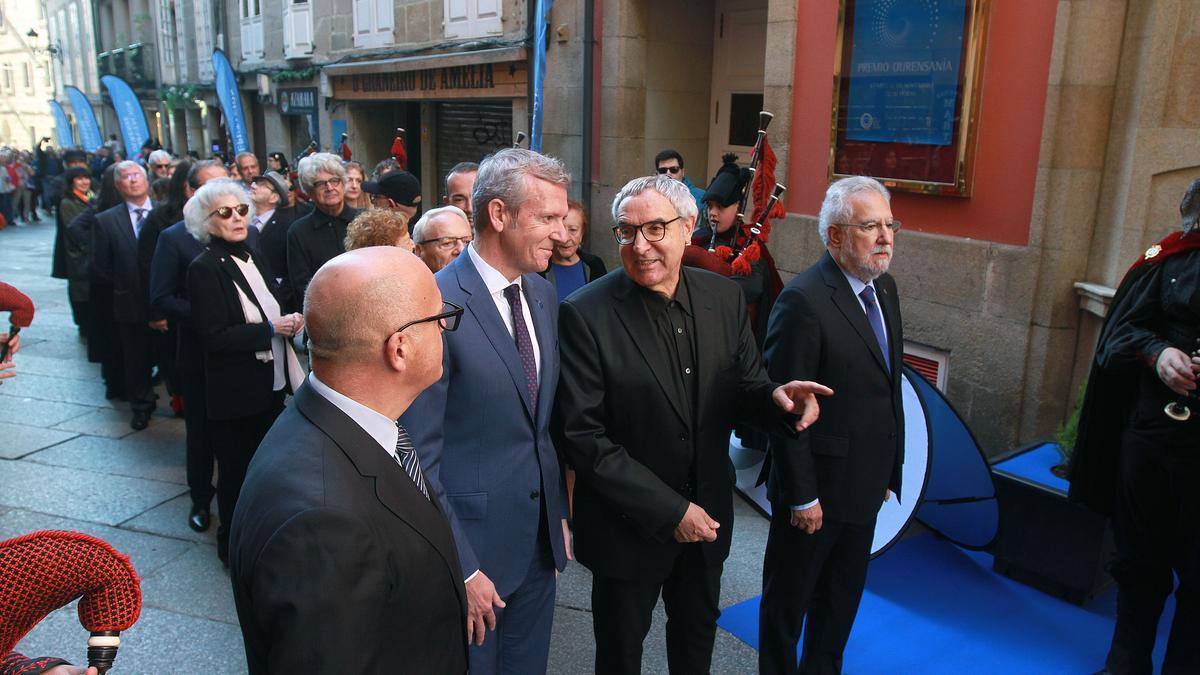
859,285,890,373
394,422,429,501
503,283,539,411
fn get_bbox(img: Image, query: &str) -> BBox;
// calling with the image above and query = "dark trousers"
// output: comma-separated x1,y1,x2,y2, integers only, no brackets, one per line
468,525,557,675
759,509,875,675
212,391,284,556
116,321,155,413
591,544,723,674
1105,430,1199,675
152,325,180,396
180,365,215,507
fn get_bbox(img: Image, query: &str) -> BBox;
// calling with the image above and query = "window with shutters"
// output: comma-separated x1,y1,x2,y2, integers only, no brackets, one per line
22,62,33,94
354,0,393,48
443,0,501,39
240,0,264,61
194,0,214,81
158,0,177,82
283,0,313,59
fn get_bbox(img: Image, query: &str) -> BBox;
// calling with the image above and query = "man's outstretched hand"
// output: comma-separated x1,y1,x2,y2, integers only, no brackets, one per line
773,380,834,432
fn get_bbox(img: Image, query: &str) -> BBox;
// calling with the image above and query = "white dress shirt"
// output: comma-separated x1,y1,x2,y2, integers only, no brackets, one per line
306,372,400,464
252,208,275,232
466,243,542,377
125,198,152,237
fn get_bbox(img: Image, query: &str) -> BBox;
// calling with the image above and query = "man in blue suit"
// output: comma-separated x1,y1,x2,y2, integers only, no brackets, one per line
402,148,571,674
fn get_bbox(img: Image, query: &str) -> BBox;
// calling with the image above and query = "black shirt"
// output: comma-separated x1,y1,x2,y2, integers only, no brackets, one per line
637,274,700,490
285,205,361,303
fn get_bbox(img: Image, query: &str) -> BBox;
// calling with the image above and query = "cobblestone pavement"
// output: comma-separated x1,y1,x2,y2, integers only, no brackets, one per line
1,219,763,673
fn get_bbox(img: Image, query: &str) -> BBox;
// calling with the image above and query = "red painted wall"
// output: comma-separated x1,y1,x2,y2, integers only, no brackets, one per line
787,1,1058,247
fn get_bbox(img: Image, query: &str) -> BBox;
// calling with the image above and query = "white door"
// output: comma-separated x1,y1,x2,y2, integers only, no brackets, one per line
706,0,766,178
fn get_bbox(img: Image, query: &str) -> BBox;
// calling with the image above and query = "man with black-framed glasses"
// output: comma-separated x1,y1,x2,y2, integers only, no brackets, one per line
412,205,473,273
758,175,906,674
553,174,831,674
286,153,363,304
230,246,468,672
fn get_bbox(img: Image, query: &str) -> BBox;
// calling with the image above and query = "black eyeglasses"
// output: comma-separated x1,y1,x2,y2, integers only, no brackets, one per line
311,177,344,191
656,165,682,175
393,301,463,335
613,216,681,245
209,203,250,219
834,219,903,235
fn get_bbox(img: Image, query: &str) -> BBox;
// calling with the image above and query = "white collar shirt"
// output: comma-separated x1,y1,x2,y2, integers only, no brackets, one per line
125,199,152,236
253,208,275,232
466,243,541,377
306,372,400,464
839,264,888,345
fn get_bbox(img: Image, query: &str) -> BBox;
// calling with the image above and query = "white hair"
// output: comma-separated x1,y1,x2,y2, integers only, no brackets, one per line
113,160,147,179
297,152,347,193
817,176,890,246
183,178,256,244
147,149,172,166
412,205,469,243
610,174,699,225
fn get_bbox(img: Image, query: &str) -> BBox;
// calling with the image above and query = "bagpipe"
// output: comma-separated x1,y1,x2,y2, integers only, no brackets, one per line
0,282,33,363
701,111,788,277
1,531,143,674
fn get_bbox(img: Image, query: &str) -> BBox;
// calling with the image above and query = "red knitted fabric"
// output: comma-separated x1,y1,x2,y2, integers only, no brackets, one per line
0,531,142,654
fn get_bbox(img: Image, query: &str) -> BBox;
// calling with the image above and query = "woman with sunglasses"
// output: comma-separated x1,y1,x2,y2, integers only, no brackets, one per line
184,179,305,566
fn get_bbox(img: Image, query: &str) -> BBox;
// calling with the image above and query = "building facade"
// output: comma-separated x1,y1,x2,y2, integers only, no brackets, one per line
0,0,56,147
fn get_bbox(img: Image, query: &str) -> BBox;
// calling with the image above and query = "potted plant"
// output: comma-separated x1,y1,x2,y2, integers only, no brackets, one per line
989,383,1115,605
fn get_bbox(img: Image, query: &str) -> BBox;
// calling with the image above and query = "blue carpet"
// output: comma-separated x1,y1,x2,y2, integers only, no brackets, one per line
718,534,1174,674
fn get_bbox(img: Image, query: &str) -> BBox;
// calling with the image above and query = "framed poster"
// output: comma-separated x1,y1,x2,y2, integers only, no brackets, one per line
829,0,991,196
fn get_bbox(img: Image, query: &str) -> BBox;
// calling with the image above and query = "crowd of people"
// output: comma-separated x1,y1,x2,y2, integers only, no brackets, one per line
1,132,1193,675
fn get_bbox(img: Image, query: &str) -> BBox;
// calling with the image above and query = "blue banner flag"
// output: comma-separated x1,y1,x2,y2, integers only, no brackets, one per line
48,100,76,148
64,86,104,152
529,0,552,152
845,0,968,146
100,75,151,157
212,49,251,155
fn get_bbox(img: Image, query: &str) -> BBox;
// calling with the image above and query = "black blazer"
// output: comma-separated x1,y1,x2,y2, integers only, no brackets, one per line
93,202,152,323
186,242,288,421
553,267,785,581
762,251,905,524
285,206,361,305
257,206,298,290
230,382,468,674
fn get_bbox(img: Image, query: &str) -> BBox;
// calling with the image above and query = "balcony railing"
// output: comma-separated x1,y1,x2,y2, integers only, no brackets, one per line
98,43,157,89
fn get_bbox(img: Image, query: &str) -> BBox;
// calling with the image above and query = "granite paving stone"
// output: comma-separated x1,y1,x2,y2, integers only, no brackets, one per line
51,406,160,439
16,338,90,359
14,604,248,674
4,352,101,381
139,544,239,624
122,493,220,545
0,460,187,525
0,510,194,578
27,431,188,484
0,422,78,459
0,371,116,408
0,394,94,427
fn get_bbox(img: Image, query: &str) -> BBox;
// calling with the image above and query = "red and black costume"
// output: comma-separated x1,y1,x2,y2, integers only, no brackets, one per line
1070,179,1200,674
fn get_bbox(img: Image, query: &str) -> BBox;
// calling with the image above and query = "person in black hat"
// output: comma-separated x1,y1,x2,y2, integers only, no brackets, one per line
249,171,298,305
682,153,784,344
363,170,422,223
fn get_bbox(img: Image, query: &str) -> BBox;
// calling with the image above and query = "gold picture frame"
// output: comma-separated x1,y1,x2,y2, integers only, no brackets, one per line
829,0,992,197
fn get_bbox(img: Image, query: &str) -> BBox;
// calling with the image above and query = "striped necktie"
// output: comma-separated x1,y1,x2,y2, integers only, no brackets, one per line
394,422,430,501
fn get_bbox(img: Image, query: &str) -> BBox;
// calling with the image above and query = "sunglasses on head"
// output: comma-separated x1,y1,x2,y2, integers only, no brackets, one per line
209,204,250,219
656,165,682,175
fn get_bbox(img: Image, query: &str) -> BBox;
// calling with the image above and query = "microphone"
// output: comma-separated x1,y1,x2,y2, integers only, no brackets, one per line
0,282,33,363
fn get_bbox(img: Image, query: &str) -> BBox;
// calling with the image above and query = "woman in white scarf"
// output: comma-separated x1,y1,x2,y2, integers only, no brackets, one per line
184,178,304,567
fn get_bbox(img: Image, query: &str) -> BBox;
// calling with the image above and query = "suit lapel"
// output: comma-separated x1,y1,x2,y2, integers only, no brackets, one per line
455,256,537,421
293,383,465,609
524,274,555,425
819,252,891,377
690,271,719,424
116,206,137,249
611,272,688,424
215,253,269,320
